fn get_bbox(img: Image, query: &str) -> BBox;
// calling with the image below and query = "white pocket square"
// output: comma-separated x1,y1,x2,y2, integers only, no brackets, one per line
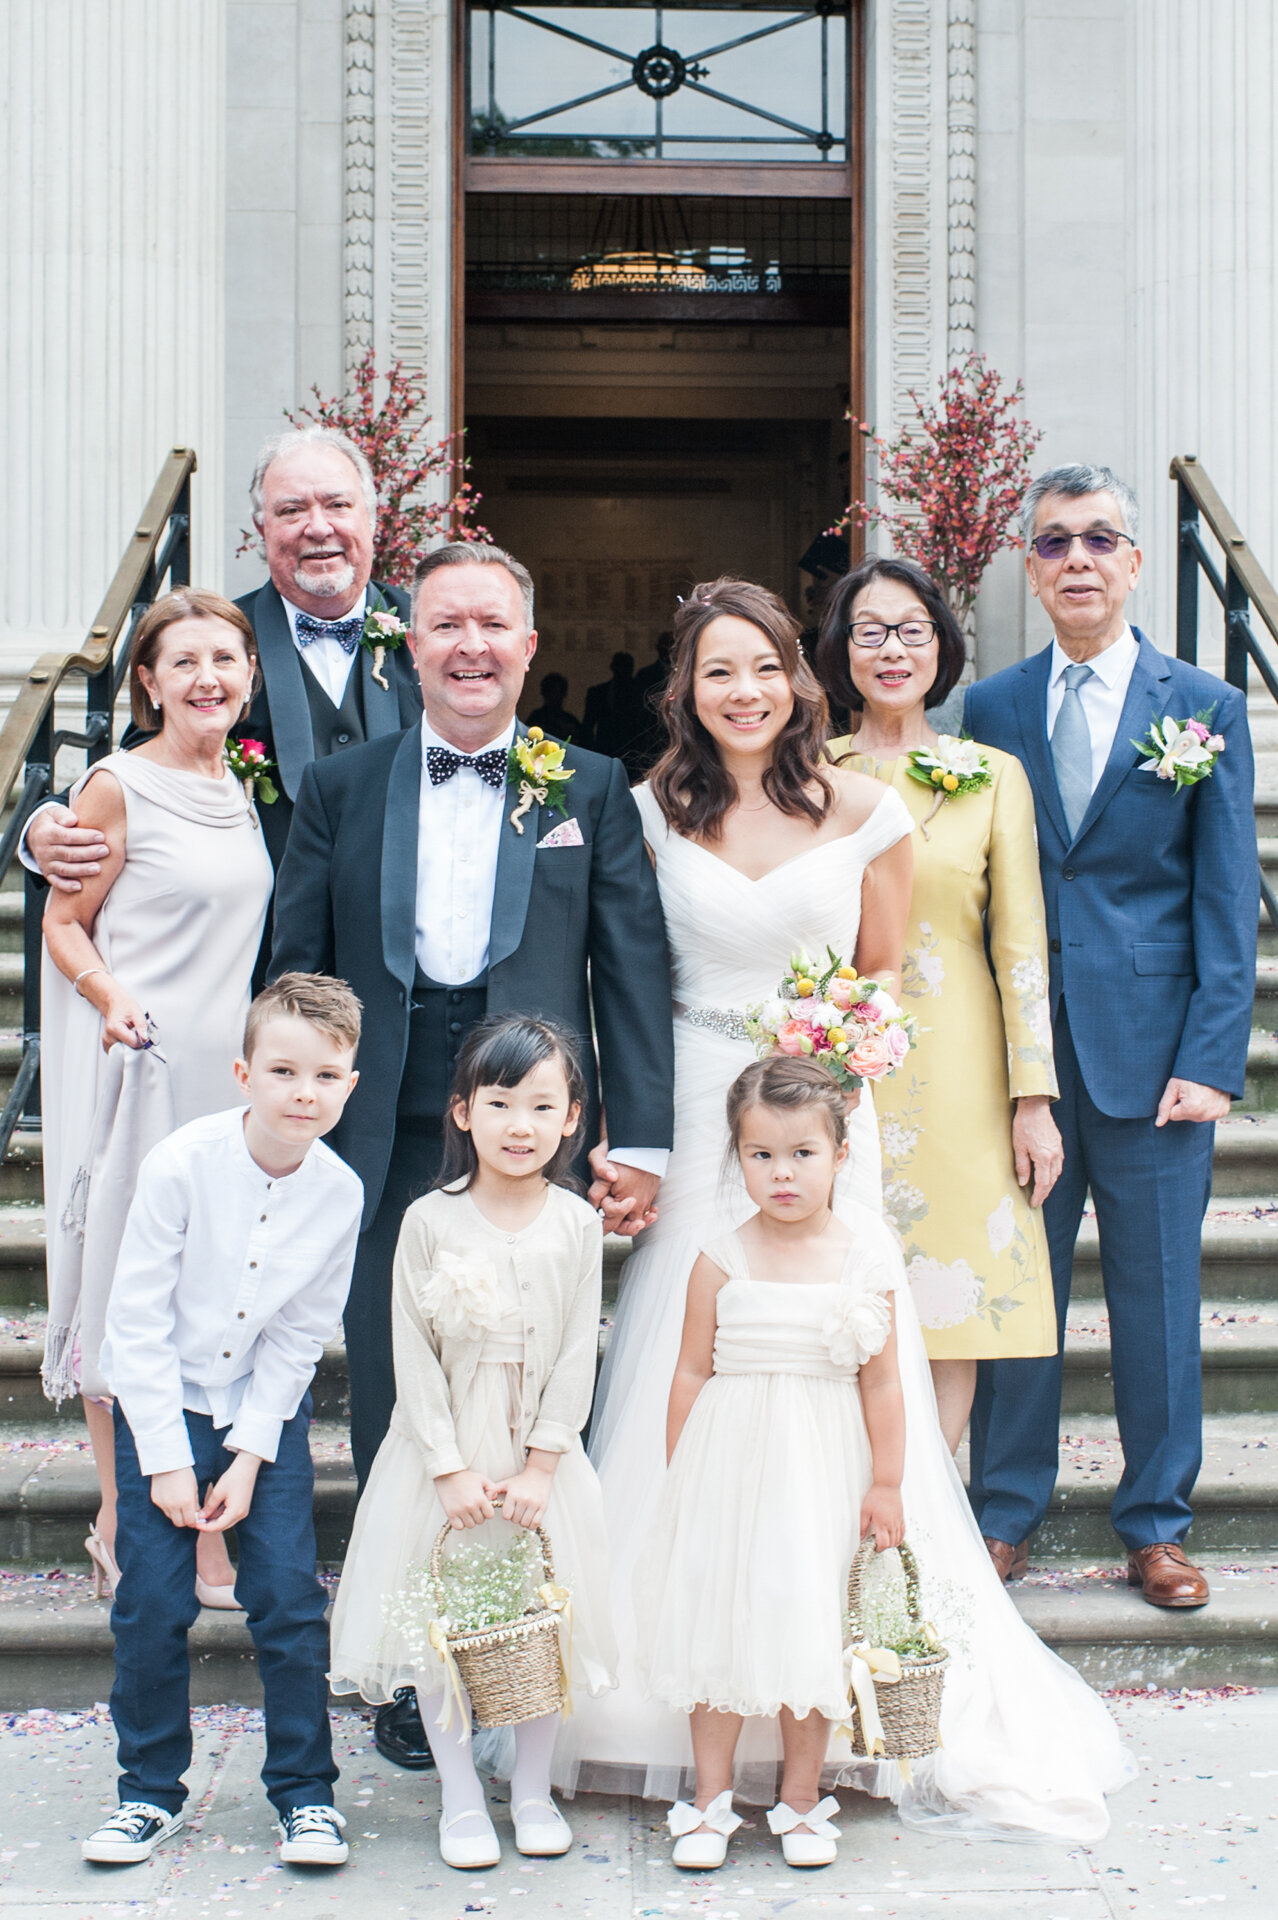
537,817,584,849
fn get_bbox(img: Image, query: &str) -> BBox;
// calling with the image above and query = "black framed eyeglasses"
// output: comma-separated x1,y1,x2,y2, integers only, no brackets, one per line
848,620,938,649
1030,527,1134,561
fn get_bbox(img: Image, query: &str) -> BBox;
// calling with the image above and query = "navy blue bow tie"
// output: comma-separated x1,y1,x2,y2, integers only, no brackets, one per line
426,745,508,791
295,611,363,654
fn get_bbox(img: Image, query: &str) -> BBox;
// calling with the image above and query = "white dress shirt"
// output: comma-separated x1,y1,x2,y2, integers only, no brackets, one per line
413,717,668,1179
1045,623,1139,794
283,589,368,708
101,1106,363,1476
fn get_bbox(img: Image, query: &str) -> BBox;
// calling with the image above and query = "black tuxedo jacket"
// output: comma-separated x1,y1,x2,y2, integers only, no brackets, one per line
269,724,676,1223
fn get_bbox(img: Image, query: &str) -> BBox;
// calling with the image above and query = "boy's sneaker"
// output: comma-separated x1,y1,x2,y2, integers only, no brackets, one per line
82,1802,185,1863
277,1804,349,1865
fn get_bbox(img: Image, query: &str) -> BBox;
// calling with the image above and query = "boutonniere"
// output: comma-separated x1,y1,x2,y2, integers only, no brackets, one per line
1133,707,1226,790
225,737,278,806
507,726,574,835
904,734,993,837
362,591,409,691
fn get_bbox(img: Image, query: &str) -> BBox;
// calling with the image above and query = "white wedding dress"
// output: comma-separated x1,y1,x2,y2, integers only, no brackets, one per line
558,781,1135,1841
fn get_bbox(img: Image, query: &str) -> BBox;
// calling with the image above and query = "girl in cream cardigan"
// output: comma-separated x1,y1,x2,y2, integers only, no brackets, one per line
329,1014,616,1871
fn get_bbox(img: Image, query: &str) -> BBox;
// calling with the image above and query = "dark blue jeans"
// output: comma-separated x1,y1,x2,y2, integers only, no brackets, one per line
110,1399,337,1816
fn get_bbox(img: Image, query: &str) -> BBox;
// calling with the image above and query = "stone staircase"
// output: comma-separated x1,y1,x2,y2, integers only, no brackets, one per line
0,698,1275,1706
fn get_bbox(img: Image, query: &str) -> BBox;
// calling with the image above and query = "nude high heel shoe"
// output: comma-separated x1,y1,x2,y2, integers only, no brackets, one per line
85,1525,120,1599
194,1575,243,1611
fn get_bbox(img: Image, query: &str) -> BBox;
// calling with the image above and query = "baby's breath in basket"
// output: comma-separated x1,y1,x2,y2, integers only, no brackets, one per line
842,1536,947,1763
383,1507,572,1732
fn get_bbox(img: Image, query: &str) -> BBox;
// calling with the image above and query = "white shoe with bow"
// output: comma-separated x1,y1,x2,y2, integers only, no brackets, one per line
767,1795,841,1867
667,1789,742,1870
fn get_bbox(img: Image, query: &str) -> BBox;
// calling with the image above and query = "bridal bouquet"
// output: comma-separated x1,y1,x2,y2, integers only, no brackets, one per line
744,947,918,1093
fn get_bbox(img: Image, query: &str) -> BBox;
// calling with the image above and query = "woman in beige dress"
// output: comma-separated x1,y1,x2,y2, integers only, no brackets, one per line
818,556,1062,1455
41,588,274,1602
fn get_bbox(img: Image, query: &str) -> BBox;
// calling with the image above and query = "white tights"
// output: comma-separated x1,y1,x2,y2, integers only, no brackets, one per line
416,1683,560,1832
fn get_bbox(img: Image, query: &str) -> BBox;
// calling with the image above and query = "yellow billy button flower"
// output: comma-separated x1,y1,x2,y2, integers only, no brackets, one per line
527,726,545,743
796,978,816,998
942,772,960,792
931,767,945,785
837,965,856,980
827,1026,847,1047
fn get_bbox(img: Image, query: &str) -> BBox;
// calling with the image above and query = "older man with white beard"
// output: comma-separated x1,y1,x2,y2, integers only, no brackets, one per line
25,426,422,906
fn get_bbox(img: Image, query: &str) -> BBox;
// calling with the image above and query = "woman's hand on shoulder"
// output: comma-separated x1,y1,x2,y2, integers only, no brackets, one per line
434,1468,497,1529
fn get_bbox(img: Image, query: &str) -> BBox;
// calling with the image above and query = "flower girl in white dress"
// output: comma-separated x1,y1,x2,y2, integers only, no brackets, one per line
637,1055,906,1872
328,1016,616,1872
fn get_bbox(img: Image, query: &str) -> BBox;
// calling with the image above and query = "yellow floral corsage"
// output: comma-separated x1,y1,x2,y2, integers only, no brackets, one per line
507,726,574,834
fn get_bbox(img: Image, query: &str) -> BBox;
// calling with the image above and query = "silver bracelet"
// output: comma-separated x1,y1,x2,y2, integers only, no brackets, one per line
73,967,109,998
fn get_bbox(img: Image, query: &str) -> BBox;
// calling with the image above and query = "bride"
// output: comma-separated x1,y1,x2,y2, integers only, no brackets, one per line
561,577,1135,1840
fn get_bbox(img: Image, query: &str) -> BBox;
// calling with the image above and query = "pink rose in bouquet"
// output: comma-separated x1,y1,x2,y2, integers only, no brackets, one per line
884,1023,912,1067
848,1032,894,1079
775,1019,811,1057
827,976,855,1011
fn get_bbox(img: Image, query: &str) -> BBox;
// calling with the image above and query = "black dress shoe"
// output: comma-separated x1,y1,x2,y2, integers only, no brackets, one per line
374,1687,435,1770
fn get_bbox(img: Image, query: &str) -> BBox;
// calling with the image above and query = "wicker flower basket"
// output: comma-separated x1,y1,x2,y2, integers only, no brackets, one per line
428,1510,567,1729
843,1536,947,1761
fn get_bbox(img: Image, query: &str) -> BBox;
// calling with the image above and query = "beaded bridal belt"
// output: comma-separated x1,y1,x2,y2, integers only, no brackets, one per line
678,1004,751,1043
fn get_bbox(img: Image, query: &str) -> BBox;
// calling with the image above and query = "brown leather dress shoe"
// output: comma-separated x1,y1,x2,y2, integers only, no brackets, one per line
1126,1543,1210,1608
983,1536,1029,1582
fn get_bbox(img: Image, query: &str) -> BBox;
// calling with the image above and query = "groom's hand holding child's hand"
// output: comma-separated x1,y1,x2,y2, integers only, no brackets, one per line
587,1142,661,1236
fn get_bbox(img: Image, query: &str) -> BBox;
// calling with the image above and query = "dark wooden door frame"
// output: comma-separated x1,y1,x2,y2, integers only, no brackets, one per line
449,0,866,509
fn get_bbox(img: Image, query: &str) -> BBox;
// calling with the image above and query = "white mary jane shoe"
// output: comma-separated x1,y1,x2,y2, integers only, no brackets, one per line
512,1795,572,1857
438,1807,501,1870
667,1789,741,1871
767,1796,841,1867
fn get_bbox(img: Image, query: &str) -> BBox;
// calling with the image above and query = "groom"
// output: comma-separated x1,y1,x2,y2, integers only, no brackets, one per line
963,464,1256,1607
269,540,675,1476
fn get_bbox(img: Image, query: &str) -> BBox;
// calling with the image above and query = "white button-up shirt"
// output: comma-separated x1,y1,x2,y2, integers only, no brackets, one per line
101,1107,363,1476
283,589,367,708
1045,622,1139,794
415,714,513,985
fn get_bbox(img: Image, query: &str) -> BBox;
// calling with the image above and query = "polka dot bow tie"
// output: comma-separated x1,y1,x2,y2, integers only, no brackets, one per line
426,745,508,791
295,611,364,653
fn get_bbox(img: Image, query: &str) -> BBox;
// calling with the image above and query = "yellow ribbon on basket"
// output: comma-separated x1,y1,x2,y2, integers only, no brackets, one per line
538,1583,575,1717
427,1618,469,1736
840,1642,902,1758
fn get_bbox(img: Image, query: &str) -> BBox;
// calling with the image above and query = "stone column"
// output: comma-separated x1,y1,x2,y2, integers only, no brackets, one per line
1,0,226,651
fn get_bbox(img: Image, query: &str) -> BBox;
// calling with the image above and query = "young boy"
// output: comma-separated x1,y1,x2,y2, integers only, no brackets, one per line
83,973,364,1869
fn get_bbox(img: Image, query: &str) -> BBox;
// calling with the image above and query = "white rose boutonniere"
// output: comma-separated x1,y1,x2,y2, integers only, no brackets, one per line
905,735,993,838
362,592,409,690
1133,707,1226,791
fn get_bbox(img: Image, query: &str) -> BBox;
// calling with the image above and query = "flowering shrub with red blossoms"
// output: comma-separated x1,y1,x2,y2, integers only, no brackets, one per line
844,354,1043,631
240,351,490,585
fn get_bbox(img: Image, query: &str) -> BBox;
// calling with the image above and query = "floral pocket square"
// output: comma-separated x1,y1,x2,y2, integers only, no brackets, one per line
537,817,584,849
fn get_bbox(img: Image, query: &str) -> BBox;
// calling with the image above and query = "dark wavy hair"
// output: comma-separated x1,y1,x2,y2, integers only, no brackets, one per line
815,555,966,715
649,577,832,840
434,1013,587,1192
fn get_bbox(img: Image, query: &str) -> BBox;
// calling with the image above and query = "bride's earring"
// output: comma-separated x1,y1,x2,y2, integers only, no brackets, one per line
152,697,161,710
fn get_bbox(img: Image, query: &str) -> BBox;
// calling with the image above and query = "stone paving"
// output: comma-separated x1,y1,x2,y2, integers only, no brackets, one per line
0,1691,1274,1917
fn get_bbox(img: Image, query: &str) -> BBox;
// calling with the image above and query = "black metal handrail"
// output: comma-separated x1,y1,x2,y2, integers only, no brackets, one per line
1171,454,1278,929
0,448,196,1159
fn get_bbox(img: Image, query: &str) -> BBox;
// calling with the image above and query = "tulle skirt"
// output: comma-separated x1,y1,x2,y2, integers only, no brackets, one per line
329,1360,618,1706
636,1370,873,1722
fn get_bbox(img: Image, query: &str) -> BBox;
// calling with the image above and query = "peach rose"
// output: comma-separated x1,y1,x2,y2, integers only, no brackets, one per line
775,1020,811,1057
827,976,855,1010
848,1032,893,1079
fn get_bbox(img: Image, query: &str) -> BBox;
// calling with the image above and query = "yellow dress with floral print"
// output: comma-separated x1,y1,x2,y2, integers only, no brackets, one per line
829,740,1057,1359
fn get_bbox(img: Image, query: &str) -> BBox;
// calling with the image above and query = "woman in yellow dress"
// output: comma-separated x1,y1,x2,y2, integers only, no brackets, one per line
819,555,1062,1453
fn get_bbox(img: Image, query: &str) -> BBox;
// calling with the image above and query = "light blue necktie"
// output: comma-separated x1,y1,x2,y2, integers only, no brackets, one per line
1051,661,1095,839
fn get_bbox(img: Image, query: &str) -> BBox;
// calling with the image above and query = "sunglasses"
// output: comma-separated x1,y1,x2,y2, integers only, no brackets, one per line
848,620,937,649
1030,527,1134,561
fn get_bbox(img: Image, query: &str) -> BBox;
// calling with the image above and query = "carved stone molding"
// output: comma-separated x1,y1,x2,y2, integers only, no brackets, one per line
387,0,434,383
946,0,976,360
889,0,936,431
343,1,375,374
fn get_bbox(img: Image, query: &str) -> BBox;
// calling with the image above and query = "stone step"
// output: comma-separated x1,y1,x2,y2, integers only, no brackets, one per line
0,1554,1272,1707
1,1410,1274,1569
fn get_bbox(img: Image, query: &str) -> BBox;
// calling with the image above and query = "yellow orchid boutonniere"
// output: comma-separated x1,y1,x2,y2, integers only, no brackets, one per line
508,726,574,834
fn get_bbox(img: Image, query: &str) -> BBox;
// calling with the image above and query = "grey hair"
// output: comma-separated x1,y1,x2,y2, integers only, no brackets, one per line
411,542,536,628
1020,464,1140,548
249,426,378,532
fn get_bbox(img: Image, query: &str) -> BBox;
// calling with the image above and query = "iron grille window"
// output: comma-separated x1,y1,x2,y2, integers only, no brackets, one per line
468,4,851,163
466,194,849,293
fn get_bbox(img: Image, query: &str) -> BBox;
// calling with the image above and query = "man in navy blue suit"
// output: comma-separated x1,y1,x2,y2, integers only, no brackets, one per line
963,464,1256,1609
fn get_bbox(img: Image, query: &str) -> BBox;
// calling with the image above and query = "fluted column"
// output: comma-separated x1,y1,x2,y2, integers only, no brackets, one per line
1129,0,1278,652
1,0,226,649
